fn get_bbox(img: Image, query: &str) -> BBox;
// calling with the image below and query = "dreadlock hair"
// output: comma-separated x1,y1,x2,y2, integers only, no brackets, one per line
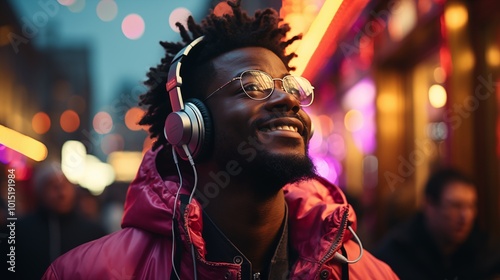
138,0,301,150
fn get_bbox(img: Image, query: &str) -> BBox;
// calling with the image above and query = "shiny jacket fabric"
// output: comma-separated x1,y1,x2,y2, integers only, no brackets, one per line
43,147,398,280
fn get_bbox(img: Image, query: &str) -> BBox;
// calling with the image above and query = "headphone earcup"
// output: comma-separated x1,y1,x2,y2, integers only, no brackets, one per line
164,98,212,160
186,98,213,160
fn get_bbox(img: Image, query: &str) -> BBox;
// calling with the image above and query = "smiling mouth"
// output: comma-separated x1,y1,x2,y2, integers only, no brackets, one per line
257,117,305,137
259,125,299,133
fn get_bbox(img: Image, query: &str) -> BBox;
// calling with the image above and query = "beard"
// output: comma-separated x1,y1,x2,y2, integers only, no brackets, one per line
237,150,317,197
211,123,317,197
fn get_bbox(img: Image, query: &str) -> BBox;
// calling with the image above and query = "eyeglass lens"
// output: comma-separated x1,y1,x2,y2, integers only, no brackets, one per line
240,70,314,106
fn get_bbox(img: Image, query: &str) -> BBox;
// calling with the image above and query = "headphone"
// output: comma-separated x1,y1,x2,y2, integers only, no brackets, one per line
164,36,213,161
166,38,209,279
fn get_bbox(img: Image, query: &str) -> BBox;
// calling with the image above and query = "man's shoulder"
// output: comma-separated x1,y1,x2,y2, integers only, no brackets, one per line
53,227,137,261
43,227,169,279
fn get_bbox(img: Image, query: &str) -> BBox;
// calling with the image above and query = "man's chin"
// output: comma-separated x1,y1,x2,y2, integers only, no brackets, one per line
244,151,317,195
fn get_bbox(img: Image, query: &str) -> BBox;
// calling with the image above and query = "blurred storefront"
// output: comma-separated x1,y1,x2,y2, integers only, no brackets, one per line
285,0,500,247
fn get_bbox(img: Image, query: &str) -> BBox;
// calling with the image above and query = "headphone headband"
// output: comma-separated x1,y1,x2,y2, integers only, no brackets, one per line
166,36,205,112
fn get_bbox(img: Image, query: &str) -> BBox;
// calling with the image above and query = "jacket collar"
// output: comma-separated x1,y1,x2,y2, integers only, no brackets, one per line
122,146,357,264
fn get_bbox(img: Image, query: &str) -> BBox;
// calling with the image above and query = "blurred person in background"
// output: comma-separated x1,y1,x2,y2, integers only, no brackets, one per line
6,162,106,280
374,168,500,279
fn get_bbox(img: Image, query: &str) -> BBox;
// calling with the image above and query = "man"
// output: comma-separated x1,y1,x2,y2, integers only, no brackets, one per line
374,168,500,279
43,1,397,279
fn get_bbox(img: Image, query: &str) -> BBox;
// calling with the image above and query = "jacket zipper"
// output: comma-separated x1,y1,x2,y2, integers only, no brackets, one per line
316,210,349,274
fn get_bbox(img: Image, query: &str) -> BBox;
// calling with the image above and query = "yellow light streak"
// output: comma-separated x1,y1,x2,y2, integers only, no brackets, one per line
291,0,343,76
0,125,48,161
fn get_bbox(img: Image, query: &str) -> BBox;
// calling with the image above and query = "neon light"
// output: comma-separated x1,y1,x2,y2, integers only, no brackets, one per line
0,125,48,162
291,0,343,76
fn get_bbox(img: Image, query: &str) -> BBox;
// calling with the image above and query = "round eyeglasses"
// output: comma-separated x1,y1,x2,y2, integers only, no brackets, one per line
204,70,314,107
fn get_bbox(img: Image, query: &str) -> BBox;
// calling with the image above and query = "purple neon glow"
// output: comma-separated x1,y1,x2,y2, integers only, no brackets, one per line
343,78,377,154
307,78,377,185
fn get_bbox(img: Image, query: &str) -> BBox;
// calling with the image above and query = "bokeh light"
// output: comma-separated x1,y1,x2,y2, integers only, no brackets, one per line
433,66,446,83
445,3,468,31
428,84,447,108
363,155,378,173
427,122,448,141
342,79,376,110
93,111,113,134
107,151,143,182
169,7,192,32
486,45,500,68
57,0,75,6
417,0,433,15
317,114,334,136
344,110,364,132
122,14,145,40
313,157,341,185
61,141,116,195
388,0,417,41
78,155,115,195
125,107,145,131
314,158,336,181
327,133,346,160
213,2,233,17
60,109,80,133
68,0,85,13
32,112,51,134
97,0,118,22
61,140,87,184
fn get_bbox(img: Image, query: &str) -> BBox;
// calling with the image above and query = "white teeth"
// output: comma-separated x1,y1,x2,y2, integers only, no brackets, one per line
263,125,298,132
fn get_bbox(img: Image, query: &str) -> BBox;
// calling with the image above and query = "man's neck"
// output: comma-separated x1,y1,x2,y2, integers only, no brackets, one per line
201,179,286,273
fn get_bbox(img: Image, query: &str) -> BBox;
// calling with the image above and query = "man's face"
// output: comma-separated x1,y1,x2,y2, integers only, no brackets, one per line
425,181,477,247
203,47,315,191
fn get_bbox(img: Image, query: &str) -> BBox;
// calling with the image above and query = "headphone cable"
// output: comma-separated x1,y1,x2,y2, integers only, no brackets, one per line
182,144,198,280
171,146,183,280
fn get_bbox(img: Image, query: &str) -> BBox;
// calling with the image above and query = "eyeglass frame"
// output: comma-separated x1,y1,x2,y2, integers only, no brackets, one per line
203,70,315,107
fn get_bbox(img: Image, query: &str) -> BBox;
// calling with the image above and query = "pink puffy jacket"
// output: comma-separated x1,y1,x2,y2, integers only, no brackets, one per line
42,147,398,279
